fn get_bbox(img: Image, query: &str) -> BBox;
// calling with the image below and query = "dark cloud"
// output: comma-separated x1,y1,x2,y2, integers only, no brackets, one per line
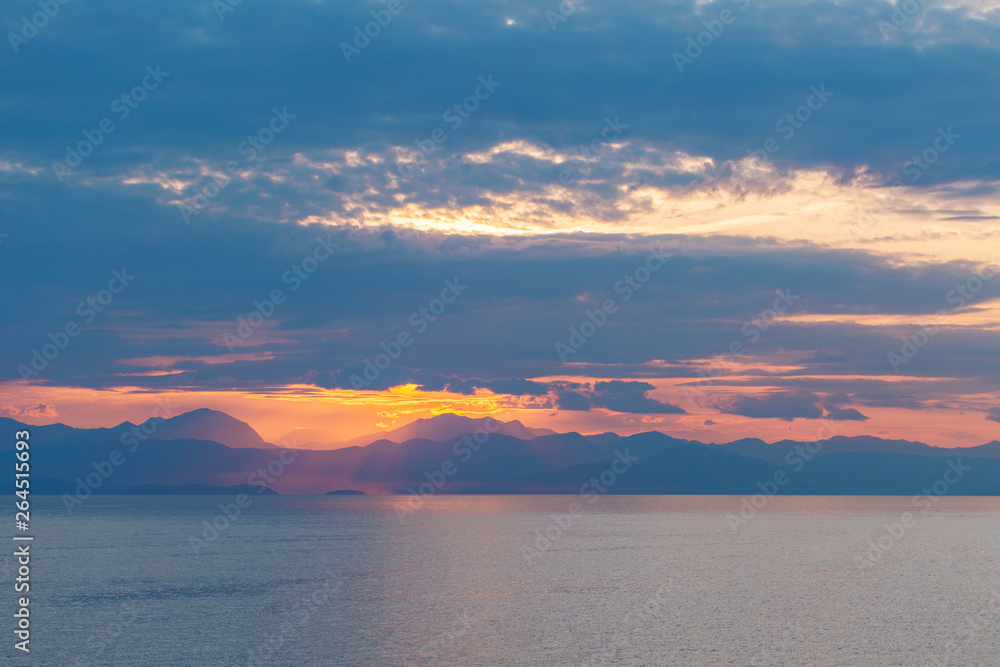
987,408,1000,423
443,378,551,396
823,406,870,422
853,394,928,410
589,381,686,414
820,393,870,420
721,391,824,421
1,0,999,222
557,391,592,411
803,353,851,365
555,382,686,414
1,0,999,422
2,209,1000,402
826,392,851,406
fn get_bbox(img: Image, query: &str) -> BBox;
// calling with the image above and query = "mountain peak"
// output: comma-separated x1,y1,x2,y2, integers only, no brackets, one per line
341,412,556,447
154,409,272,449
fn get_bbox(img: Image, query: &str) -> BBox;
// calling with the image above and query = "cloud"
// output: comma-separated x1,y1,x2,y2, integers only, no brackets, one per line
555,381,686,414
442,377,551,396
557,391,592,411
589,381,686,414
987,407,1000,423
3,0,1000,229
851,394,928,410
2,214,999,411
825,392,851,406
310,367,553,397
819,393,870,420
720,391,824,421
2,403,57,418
703,419,717,426
721,390,869,421
823,406,870,422
2,0,1000,426
801,353,851,364
310,369,683,416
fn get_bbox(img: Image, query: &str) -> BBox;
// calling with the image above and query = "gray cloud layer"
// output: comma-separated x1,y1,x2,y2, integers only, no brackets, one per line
3,0,999,422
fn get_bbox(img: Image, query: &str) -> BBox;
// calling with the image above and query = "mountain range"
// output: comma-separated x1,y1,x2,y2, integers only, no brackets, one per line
276,413,556,450
5,410,1000,496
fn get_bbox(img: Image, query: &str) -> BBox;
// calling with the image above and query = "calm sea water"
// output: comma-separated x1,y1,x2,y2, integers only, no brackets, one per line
5,495,999,666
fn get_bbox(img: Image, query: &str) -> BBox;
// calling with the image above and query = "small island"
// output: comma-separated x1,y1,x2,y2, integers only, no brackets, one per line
325,489,366,495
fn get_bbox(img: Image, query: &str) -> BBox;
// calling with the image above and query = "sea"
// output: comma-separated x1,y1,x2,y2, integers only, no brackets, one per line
5,495,999,666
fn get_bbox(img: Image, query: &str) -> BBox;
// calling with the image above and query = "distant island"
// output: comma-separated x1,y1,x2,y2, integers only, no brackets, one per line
325,489,366,495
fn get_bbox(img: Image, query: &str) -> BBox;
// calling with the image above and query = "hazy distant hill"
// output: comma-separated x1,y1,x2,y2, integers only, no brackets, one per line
583,432,623,447
708,435,998,464
4,411,1000,496
276,427,341,449
338,413,557,448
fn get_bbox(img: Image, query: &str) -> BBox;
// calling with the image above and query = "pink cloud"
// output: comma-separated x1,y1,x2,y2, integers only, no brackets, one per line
3,403,58,418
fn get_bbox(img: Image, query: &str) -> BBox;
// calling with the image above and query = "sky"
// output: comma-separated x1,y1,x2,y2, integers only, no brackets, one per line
2,0,1000,446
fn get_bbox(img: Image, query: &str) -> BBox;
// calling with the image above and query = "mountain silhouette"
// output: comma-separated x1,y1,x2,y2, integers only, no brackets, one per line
338,413,556,448
5,411,1000,496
